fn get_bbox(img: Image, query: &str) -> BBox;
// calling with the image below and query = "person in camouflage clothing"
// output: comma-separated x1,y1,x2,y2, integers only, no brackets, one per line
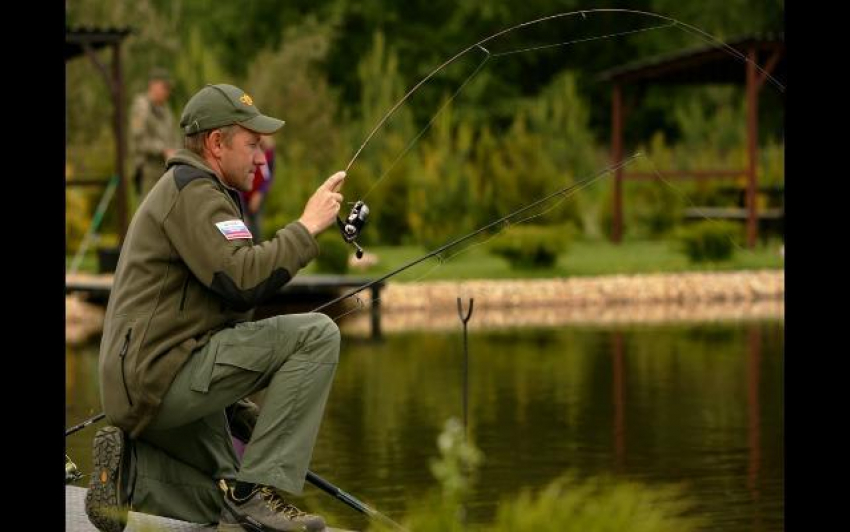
86,83,346,532
130,68,180,201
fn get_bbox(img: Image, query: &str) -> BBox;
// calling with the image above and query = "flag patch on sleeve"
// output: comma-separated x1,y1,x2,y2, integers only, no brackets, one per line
215,219,253,240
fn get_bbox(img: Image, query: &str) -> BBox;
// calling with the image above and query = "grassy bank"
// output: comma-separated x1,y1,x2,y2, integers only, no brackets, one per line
308,238,784,281
67,238,783,281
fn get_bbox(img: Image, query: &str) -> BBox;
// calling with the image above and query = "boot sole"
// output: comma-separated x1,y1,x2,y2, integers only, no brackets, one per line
84,426,129,532
219,503,323,531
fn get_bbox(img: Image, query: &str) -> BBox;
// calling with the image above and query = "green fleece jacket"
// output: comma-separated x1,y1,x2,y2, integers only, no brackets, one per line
98,149,318,437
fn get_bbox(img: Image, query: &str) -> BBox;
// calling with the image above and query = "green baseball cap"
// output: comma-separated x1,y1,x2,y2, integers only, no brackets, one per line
179,84,285,135
148,67,172,84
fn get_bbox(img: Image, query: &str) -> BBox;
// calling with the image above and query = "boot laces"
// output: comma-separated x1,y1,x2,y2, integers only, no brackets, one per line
259,486,308,519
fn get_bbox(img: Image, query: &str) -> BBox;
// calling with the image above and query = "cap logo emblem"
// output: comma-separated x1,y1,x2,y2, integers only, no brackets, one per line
239,93,254,106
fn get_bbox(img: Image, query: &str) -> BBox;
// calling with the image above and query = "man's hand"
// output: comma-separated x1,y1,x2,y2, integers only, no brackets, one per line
299,171,346,236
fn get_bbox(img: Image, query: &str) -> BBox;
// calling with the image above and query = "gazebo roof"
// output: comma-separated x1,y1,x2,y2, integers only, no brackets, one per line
597,34,784,86
66,26,132,61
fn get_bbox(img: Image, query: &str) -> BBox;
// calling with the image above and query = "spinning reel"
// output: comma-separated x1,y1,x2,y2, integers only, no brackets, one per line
336,200,370,259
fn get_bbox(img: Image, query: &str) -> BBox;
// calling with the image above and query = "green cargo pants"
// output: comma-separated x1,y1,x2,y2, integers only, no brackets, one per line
128,312,340,524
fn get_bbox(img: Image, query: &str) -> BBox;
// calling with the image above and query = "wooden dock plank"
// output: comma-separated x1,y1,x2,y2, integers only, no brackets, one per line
66,486,214,531
65,273,385,338
67,486,357,531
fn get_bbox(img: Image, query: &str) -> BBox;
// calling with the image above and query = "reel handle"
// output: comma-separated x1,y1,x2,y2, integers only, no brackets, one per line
336,200,369,260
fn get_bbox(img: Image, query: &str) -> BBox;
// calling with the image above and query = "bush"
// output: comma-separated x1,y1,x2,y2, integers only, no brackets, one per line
371,418,702,532
491,473,702,532
676,220,741,262
315,233,350,274
488,224,574,270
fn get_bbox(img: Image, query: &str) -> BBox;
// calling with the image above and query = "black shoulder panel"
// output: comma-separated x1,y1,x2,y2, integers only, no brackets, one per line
173,165,214,191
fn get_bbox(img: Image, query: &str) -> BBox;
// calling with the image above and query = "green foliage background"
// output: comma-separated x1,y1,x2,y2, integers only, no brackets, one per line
66,0,784,249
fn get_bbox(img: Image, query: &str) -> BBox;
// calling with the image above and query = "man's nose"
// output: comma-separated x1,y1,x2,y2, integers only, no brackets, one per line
255,149,267,165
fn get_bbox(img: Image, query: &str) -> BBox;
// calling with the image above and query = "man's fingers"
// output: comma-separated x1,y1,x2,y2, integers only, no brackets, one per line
330,192,343,204
323,171,346,192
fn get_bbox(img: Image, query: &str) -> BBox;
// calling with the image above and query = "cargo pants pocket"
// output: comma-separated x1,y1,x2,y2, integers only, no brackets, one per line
190,339,273,394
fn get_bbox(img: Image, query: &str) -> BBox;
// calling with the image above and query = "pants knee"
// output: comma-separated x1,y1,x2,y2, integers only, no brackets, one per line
308,313,340,362
280,312,340,364
266,312,340,363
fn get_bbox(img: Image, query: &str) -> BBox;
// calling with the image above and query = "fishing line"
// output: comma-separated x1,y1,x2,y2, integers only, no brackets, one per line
345,8,784,179
328,253,448,324
641,156,757,254
360,51,491,201
490,22,679,57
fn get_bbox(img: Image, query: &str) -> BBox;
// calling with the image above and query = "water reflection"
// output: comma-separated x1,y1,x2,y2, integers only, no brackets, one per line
747,326,762,532
67,319,783,531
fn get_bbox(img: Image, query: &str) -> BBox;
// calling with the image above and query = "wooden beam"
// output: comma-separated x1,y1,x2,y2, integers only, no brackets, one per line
612,83,624,243
81,43,116,98
746,48,759,248
756,49,782,91
624,170,745,180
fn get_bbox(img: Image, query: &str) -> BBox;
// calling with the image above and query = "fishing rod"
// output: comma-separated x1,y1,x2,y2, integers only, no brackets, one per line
66,412,106,436
306,471,406,530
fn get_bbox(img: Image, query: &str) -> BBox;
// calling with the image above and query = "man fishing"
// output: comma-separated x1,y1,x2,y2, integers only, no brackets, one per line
86,83,345,532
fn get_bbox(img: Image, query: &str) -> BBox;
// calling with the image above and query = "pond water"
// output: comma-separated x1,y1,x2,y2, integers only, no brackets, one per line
66,317,783,531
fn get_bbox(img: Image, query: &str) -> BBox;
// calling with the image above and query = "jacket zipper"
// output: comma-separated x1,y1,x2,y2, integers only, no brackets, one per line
120,328,134,407
179,274,190,311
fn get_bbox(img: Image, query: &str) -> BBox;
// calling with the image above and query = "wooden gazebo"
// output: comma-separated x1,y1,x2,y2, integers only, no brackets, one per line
599,35,785,247
66,26,132,242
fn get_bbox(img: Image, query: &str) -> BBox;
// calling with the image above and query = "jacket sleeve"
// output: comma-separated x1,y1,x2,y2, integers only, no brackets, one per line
162,179,319,311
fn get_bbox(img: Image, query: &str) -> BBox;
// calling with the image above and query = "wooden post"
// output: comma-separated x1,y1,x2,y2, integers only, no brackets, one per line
112,42,128,243
612,83,624,243
370,284,382,340
746,48,759,248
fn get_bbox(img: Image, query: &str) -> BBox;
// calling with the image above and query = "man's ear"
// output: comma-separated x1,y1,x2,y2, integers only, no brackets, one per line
205,129,223,157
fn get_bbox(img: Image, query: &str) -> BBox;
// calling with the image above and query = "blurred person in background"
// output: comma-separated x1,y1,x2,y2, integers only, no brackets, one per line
130,67,180,202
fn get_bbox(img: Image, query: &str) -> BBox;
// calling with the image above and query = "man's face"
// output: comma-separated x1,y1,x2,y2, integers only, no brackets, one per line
218,127,267,192
149,80,171,104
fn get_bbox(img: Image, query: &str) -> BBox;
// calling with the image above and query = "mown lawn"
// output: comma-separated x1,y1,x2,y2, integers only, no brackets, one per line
305,238,784,281
68,238,783,281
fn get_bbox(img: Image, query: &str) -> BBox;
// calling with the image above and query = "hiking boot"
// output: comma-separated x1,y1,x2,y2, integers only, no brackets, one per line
85,426,133,532
217,480,327,532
